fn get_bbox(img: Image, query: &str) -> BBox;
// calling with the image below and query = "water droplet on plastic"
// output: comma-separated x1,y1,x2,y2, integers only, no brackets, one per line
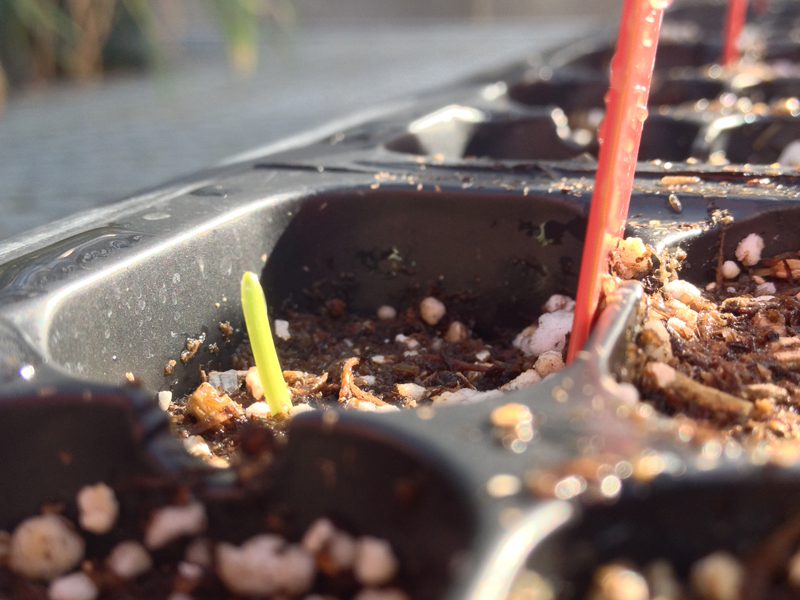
649,0,672,9
636,106,649,121
624,140,635,153
642,37,653,48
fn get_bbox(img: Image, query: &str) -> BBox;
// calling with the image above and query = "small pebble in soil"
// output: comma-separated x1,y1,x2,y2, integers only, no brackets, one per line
106,541,153,579
274,319,291,340
354,537,399,586
444,321,469,342
501,369,542,391
690,552,743,600
589,564,649,600
377,305,397,320
419,296,446,325
77,483,118,535
721,260,740,279
157,390,172,410
611,237,653,280
48,571,98,600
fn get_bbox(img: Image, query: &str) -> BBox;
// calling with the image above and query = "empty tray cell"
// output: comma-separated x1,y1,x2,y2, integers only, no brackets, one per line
716,116,800,164
463,115,592,160
509,75,608,111
661,3,728,29
263,187,587,336
638,115,703,162
238,416,477,600
384,109,593,160
764,41,800,65
672,203,800,286
741,78,800,103
562,41,722,73
511,72,724,112
648,74,725,107
525,480,800,600
384,104,485,159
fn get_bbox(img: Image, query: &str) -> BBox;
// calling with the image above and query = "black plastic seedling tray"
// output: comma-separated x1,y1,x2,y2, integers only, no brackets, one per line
5,2,800,599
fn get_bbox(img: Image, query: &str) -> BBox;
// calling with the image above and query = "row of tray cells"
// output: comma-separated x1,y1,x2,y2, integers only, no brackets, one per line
385,70,800,164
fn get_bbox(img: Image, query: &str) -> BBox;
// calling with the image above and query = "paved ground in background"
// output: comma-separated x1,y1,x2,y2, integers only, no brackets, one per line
0,20,591,241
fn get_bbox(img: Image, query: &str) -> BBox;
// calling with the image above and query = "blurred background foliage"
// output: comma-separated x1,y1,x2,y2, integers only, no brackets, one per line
0,0,295,108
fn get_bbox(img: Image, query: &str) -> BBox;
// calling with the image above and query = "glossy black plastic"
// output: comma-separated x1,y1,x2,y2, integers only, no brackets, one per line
3,2,800,599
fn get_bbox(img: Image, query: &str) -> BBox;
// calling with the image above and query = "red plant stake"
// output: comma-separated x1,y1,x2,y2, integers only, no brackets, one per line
566,0,667,364
722,0,749,66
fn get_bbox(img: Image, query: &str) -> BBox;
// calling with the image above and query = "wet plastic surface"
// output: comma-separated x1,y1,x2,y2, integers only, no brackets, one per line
4,2,800,599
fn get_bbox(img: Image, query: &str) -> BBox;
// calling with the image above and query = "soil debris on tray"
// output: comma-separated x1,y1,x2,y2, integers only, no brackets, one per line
0,484,406,600
614,232,800,461
166,292,574,466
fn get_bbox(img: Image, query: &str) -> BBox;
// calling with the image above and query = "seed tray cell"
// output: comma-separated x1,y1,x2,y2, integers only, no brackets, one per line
4,2,800,599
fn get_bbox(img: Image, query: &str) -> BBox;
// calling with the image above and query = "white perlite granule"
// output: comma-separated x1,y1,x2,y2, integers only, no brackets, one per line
184,538,213,567
354,537,399,586
245,367,264,401
48,572,98,600
394,383,427,402
543,294,576,313
77,483,119,535
778,140,800,166
788,548,800,588
353,588,409,600
302,518,335,555
183,436,210,456
419,297,446,325
514,309,574,357
245,402,271,419
377,305,397,321
274,319,291,340
611,237,653,280
735,233,764,267
755,281,777,296
444,321,468,342
216,535,315,597
534,351,564,377
106,541,152,579
592,564,649,600
10,515,85,580
157,390,172,411
500,369,542,391
328,531,358,571
144,503,207,550
433,388,503,406
663,279,703,309
721,260,741,279
289,403,315,416
690,552,743,600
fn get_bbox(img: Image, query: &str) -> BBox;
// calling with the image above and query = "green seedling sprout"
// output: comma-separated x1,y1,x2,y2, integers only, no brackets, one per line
241,271,292,415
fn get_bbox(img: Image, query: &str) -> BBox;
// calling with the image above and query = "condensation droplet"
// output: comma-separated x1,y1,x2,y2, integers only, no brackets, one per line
649,0,672,9
636,106,649,122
